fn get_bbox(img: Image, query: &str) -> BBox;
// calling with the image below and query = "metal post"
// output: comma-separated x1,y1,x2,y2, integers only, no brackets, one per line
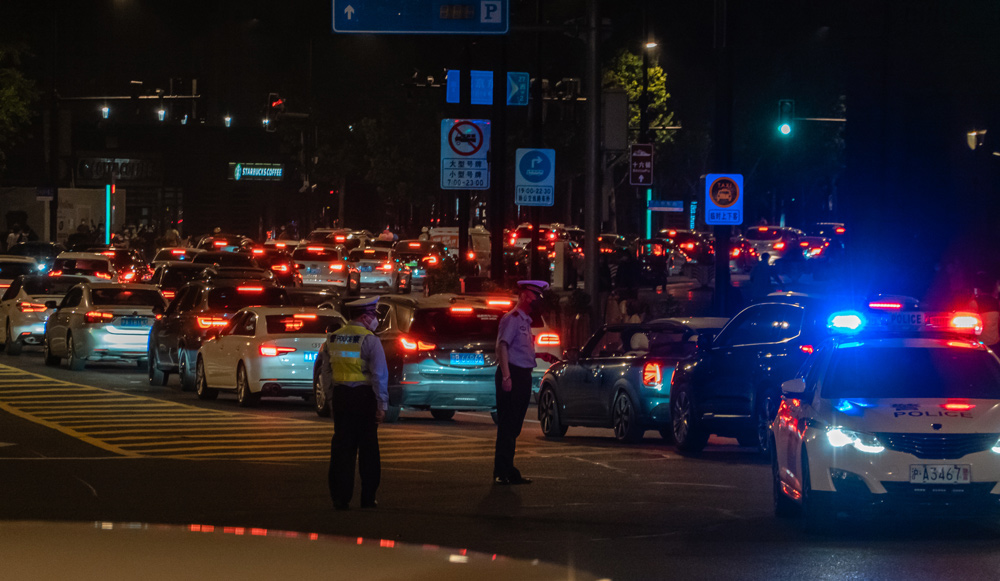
585,0,601,328
489,35,507,282
712,0,733,316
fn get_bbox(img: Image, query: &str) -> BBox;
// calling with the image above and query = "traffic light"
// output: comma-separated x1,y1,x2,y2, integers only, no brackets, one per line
264,92,284,132
777,99,795,135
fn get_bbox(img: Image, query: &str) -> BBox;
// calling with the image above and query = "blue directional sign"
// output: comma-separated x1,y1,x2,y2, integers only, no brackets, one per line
515,148,556,207
333,1,509,35
705,173,744,225
507,72,529,106
470,70,493,106
446,69,460,104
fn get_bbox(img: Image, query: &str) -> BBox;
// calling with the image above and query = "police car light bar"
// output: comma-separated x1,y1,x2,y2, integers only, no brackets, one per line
828,311,866,332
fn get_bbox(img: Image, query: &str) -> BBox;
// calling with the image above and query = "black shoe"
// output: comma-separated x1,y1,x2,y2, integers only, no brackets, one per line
508,476,533,485
361,499,378,509
333,501,350,511
494,476,511,485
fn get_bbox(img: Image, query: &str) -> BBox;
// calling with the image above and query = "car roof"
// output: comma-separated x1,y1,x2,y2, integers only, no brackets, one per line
0,256,38,263
79,282,161,290
17,274,90,284
240,306,344,316
56,252,112,260
651,316,731,330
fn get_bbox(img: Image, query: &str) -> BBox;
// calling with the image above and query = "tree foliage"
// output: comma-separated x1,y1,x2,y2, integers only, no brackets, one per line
0,42,37,172
602,49,675,147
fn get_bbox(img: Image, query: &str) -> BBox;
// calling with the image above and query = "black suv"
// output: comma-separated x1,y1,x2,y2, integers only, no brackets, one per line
669,294,853,454
148,280,288,389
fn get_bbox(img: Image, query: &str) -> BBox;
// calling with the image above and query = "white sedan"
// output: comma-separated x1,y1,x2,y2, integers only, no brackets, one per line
0,274,89,355
771,307,1000,527
194,307,345,407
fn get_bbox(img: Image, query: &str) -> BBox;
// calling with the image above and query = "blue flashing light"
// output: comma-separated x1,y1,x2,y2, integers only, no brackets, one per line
828,311,866,332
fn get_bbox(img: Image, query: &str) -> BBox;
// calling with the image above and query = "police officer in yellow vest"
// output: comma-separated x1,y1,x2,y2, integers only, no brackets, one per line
317,295,388,510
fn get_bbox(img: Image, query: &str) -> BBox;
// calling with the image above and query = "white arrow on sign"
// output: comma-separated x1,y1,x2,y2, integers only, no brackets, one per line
344,5,355,20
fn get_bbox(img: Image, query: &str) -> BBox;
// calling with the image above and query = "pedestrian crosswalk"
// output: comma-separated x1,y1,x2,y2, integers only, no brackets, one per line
0,364,608,464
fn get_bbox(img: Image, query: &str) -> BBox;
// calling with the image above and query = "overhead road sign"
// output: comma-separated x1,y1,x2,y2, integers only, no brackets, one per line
470,70,493,106
441,119,491,190
647,200,684,212
704,173,743,225
629,144,653,185
507,72,529,106
514,148,555,207
332,1,509,35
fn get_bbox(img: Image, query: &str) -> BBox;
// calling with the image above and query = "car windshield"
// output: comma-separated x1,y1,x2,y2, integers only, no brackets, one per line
349,249,390,261
207,287,287,311
0,262,37,279
823,346,1000,399
264,314,342,334
91,288,164,307
159,268,203,287
52,258,110,274
293,247,340,261
192,253,257,267
409,308,503,341
745,228,784,241
21,277,84,295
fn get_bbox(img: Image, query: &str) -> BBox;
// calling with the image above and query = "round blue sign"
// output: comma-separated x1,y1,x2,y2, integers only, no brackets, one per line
518,152,551,184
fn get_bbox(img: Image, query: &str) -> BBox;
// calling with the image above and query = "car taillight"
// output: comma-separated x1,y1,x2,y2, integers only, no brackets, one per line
307,246,324,252
509,236,517,245
684,243,695,250
450,306,474,314
121,271,135,281
259,345,296,357
48,270,63,277
773,242,786,250
85,311,114,324
0,284,8,291
486,299,513,308
171,249,186,255
334,236,346,243
730,248,741,258
237,286,264,292
197,317,229,329
162,290,176,300
467,251,476,260
19,302,47,313
253,248,266,255
757,226,769,232
379,263,393,271
424,256,439,266
271,264,289,273
329,263,345,271
275,242,287,248
214,240,227,247
293,314,317,319
835,227,846,234
799,241,809,247
799,344,814,354
399,336,437,351
94,272,112,279
536,332,560,346
642,362,662,388
408,242,422,248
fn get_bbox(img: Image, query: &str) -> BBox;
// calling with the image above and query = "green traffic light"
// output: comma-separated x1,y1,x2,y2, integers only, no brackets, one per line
779,123,792,135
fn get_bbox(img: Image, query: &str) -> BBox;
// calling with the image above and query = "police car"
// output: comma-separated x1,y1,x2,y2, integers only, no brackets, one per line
770,299,1000,525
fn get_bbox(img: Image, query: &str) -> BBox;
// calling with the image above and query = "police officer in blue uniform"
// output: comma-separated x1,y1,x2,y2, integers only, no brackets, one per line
493,280,549,485
317,295,389,510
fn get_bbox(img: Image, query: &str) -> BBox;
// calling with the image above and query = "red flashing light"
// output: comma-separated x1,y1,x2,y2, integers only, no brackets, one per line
868,301,902,311
799,344,815,354
949,312,983,333
835,227,846,234
642,362,662,387
536,332,560,346
941,402,975,411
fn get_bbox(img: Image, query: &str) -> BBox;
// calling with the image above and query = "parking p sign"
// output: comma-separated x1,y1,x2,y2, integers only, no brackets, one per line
705,173,743,225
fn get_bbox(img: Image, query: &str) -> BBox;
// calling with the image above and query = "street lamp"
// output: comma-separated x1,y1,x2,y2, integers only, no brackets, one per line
101,105,110,119
640,39,657,144
224,115,232,128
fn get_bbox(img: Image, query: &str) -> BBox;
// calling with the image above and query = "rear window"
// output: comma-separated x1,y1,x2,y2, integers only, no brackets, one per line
293,247,341,261
409,308,503,340
0,262,37,278
745,228,784,241
193,253,258,267
823,346,1000,399
22,277,84,295
287,292,339,308
265,314,343,334
52,258,110,274
154,249,196,262
160,267,203,287
91,288,164,307
350,249,390,261
207,287,287,311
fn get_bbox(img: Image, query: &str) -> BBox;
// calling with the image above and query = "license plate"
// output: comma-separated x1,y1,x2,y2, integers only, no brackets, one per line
306,267,319,274
304,351,317,362
909,464,970,484
450,352,485,366
118,316,150,328
358,265,373,272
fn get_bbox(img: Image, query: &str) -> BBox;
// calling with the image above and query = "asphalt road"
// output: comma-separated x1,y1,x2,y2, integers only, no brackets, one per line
3,342,1000,580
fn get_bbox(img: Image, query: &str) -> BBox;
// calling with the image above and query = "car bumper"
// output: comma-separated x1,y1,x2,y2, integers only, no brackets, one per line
301,274,349,287
10,314,49,346
248,352,318,395
77,326,152,360
359,272,396,287
392,362,498,410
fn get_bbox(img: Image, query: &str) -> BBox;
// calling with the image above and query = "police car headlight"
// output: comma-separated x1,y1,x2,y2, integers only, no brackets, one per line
991,438,1000,454
826,427,885,453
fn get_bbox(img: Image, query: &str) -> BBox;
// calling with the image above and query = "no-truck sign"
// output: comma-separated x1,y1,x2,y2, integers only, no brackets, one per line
441,119,491,190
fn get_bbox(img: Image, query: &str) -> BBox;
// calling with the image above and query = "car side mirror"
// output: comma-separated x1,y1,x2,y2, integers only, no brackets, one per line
45,300,58,309
697,332,715,350
563,347,580,363
781,378,807,394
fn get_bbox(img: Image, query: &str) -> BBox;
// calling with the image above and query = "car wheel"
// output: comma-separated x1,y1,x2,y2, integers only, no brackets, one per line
613,390,642,443
384,405,401,423
430,409,455,421
755,387,782,454
178,348,196,392
6,322,22,356
148,346,168,386
671,385,708,454
195,357,218,400
313,371,330,417
235,362,259,407
66,334,86,371
773,437,800,518
43,338,60,366
538,388,568,438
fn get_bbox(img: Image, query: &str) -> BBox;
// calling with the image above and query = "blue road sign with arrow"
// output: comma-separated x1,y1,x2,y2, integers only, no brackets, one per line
507,72,529,106
333,1,509,35
515,148,555,206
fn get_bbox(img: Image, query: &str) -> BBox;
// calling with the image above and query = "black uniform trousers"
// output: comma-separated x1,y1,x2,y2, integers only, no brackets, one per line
493,365,533,479
328,383,380,505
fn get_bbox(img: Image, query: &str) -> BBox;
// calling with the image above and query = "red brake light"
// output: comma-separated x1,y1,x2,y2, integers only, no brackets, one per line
271,264,289,273
275,242,287,248
799,344,814,354
642,362,662,387
408,242,421,248
486,299,512,308
547,233,556,240
237,286,264,292
941,401,975,411
450,306,474,314
48,270,63,277
19,302,48,313
197,317,229,329
85,311,114,324
293,314,317,319
379,263,393,271
101,251,116,257
162,290,176,300
307,246,324,252
329,263,345,271
334,236,346,242
730,248,741,258
214,241,227,247
171,249,186,255
259,345,297,357
773,242,786,250
94,272,112,280
757,226,769,232
121,272,135,281
399,336,437,351
668,230,677,236
799,241,810,247
684,243,695,250
868,301,902,311
835,227,846,234
536,332,560,346
467,251,476,260
253,248,265,255
424,256,439,265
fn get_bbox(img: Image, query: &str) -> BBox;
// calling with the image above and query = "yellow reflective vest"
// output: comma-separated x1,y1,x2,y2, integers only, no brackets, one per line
327,324,374,384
